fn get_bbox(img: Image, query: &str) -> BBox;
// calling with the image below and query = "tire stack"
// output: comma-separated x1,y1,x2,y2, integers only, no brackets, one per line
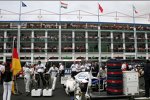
106,59,123,95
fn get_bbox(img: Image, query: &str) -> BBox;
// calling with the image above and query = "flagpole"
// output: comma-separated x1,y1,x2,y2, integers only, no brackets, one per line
17,0,22,56
12,37,20,95
133,5,137,59
59,1,61,22
59,1,62,60
98,3,101,92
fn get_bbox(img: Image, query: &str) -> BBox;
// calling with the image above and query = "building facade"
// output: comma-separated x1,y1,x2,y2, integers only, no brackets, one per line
0,21,150,64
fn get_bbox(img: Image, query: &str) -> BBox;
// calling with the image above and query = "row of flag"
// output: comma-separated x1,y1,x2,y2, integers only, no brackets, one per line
21,1,138,14
11,1,138,79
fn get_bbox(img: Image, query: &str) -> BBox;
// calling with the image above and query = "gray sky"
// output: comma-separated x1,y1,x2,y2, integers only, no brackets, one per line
0,1,150,24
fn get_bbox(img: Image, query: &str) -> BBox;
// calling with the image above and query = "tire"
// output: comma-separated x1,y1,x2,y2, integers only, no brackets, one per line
107,69,122,72
107,76,122,80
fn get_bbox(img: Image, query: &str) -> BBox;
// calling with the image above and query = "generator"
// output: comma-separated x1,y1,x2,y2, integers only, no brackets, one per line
123,71,139,95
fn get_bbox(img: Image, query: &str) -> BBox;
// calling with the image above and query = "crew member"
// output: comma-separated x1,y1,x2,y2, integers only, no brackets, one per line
70,62,77,78
59,63,64,76
23,62,32,96
59,63,64,80
47,64,58,90
35,61,46,87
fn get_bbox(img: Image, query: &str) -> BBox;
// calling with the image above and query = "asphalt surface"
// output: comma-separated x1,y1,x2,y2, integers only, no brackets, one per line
0,77,145,100
0,78,70,100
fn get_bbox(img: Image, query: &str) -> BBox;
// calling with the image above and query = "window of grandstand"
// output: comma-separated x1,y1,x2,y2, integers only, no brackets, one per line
34,43,45,53
20,43,31,53
0,45,3,53
88,43,98,52
148,44,150,52
20,30,32,42
137,56,146,60
125,43,135,52
137,32,145,42
137,44,145,52
101,32,111,43
88,31,98,41
0,31,4,39
113,44,123,52
76,56,85,60
49,57,59,59
0,57,3,60
47,43,58,52
20,57,31,60
6,31,17,42
147,33,150,43
101,56,111,60
101,43,111,52
75,31,85,42
33,31,45,42
88,57,98,60
125,32,134,42
61,31,72,42
61,44,72,52
48,31,59,41
126,56,135,60
0,23,10,28
115,57,123,59
34,57,45,60
113,32,123,43
75,43,86,52
5,43,13,53
61,57,72,59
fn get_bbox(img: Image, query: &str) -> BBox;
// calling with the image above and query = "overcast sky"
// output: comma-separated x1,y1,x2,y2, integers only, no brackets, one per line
0,1,150,24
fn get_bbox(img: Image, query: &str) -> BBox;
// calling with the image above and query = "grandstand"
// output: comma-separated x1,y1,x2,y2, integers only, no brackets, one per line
0,21,150,64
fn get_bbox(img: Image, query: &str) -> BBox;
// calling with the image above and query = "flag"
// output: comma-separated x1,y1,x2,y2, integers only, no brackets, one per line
98,3,103,13
22,2,27,7
60,1,68,9
133,5,138,13
11,38,21,76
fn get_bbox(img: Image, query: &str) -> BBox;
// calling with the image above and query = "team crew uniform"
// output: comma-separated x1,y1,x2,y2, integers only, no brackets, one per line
47,65,58,90
35,61,46,87
23,64,32,95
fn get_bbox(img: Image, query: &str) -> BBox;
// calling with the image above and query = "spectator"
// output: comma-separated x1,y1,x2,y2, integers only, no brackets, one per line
59,63,64,77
